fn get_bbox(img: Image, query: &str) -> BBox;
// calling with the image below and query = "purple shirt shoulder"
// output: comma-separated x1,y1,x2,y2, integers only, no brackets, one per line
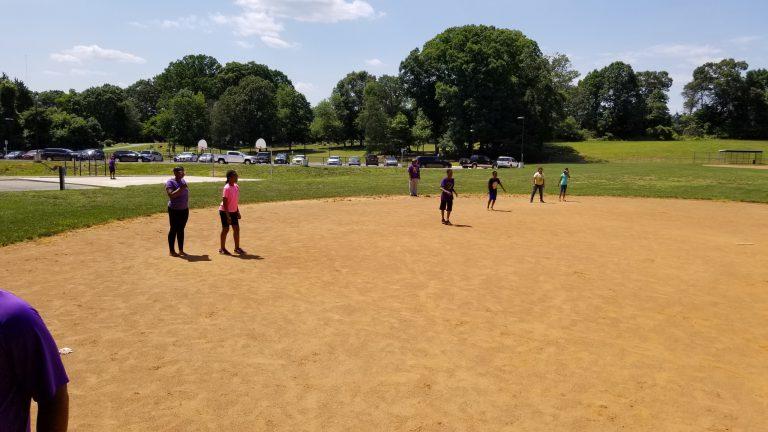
0,290,69,432
408,164,420,179
440,177,455,199
166,178,189,210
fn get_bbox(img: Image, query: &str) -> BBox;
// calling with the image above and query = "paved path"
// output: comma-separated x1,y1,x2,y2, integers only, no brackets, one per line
0,176,260,192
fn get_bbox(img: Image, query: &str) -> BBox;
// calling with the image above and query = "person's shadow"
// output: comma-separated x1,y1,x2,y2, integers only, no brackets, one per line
235,253,265,261
179,254,212,262
451,224,472,228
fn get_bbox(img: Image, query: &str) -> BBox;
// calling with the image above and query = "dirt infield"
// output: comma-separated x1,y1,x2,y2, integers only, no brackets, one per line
2,196,767,431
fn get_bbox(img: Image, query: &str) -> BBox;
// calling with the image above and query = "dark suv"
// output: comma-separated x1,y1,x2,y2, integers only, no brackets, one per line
112,150,147,162
255,152,271,164
460,154,495,169
79,149,106,160
365,154,379,166
415,156,452,168
40,148,76,161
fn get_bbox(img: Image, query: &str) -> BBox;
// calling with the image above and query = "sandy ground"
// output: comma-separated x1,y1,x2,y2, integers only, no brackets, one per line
1,195,767,431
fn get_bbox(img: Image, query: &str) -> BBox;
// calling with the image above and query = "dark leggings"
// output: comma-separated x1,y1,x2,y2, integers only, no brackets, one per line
168,208,189,252
530,184,544,202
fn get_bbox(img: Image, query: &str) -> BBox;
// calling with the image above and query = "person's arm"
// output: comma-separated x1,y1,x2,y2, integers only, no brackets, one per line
166,182,186,198
500,181,507,192
37,384,69,432
453,186,458,197
222,196,232,223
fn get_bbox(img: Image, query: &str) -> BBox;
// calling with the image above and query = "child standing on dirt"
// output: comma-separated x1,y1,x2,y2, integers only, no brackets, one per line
487,171,507,210
440,169,458,225
219,170,245,256
108,155,116,180
559,168,570,202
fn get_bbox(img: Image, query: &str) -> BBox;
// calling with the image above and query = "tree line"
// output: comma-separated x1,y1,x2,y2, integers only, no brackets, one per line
1,25,767,158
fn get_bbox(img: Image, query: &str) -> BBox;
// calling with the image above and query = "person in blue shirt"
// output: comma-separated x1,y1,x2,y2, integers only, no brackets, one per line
559,168,571,202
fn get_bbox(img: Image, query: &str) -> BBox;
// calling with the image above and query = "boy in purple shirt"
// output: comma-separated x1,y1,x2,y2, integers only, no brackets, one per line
165,166,190,257
408,159,420,196
0,290,69,432
439,169,458,225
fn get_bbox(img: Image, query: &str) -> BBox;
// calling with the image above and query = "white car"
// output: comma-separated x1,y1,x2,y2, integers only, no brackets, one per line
495,156,519,168
174,152,198,163
291,154,307,165
384,156,399,167
215,151,257,164
327,155,342,166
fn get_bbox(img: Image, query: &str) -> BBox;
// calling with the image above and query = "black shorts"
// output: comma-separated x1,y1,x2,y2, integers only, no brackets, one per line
219,210,239,228
439,197,453,212
560,185,568,193
488,189,498,201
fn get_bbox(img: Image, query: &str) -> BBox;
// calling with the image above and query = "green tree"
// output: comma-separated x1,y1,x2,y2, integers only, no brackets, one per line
389,112,412,152
216,61,292,96
154,54,222,101
20,107,53,149
48,108,103,150
310,99,343,144
636,71,673,129
357,81,390,151
0,77,21,149
411,109,433,152
683,59,753,137
275,84,312,150
36,90,66,108
126,79,161,122
75,84,141,142
400,25,560,157
212,76,277,148
572,62,645,138
156,90,210,152
332,71,376,146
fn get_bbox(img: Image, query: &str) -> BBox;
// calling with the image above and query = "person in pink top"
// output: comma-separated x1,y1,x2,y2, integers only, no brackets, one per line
218,170,245,255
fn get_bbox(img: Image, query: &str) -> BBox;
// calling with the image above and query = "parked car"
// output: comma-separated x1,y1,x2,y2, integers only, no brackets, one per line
254,152,271,164
112,150,145,162
365,154,379,166
460,154,495,169
415,156,451,168
291,154,307,165
4,150,24,160
140,150,164,162
174,152,199,163
40,148,76,161
79,149,105,160
348,156,361,166
198,153,214,163
274,153,288,164
327,155,342,166
384,156,399,167
495,156,519,168
215,151,257,164
21,150,39,160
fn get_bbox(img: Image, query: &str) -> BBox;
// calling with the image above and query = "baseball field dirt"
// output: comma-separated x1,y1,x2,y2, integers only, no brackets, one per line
2,195,766,431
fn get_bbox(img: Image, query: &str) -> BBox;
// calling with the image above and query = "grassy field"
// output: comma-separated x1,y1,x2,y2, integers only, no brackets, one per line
1,161,767,246
556,139,768,162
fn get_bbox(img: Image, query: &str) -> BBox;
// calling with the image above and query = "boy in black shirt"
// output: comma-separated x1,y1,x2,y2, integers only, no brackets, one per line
487,171,506,210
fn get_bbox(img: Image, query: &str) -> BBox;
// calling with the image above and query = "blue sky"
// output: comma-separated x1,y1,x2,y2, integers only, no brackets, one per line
1,0,766,112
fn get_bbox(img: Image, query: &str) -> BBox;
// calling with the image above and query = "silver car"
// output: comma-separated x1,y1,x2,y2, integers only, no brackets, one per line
327,155,342,166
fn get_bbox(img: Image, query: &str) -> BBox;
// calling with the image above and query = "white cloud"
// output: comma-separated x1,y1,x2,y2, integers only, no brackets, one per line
365,58,384,67
604,43,723,68
51,45,146,64
43,70,64,76
69,68,108,77
214,0,379,48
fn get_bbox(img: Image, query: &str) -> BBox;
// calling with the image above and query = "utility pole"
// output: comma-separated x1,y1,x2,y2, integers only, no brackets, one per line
517,116,525,167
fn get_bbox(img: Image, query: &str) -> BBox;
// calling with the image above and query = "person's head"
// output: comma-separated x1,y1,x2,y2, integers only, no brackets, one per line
412,159,418,166
446,168,453,178
225,170,238,185
537,167,543,173
492,170,498,178
564,167,569,173
173,166,185,179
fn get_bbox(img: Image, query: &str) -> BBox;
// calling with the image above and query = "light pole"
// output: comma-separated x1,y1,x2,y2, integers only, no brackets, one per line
3,118,13,155
517,116,525,167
